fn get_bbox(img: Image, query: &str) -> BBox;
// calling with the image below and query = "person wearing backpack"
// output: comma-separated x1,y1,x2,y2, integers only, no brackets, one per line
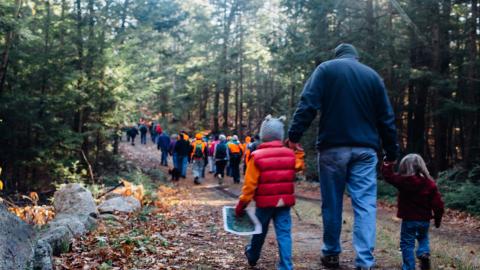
214,134,229,185
191,133,207,185
139,124,148,145
228,135,243,184
127,125,139,146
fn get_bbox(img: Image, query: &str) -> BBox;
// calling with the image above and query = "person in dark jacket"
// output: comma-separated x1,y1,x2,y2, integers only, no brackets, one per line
287,43,399,270
174,133,190,178
382,154,444,270
157,132,171,166
150,122,157,143
127,126,139,146
139,124,148,145
214,134,229,185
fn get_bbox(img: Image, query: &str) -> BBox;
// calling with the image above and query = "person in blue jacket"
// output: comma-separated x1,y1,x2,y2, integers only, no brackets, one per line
157,132,171,166
287,43,399,270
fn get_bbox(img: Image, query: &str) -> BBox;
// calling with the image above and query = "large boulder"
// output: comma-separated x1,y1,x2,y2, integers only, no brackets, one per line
0,204,35,269
38,225,72,256
46,213,87,237
54,183,98,217
98,196,141,214
37,183,98,256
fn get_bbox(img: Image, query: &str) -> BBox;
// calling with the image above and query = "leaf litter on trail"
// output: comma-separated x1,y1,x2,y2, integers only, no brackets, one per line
55,183,268,269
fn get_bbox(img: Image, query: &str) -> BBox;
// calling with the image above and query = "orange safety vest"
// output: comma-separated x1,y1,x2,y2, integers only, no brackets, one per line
228,142,242,154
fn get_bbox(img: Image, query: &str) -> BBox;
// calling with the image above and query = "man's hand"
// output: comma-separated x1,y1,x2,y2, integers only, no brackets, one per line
285,139,298,150
382,156,397,166
235,201,248,217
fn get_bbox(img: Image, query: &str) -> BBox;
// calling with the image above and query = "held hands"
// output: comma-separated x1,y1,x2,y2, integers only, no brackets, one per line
235,200,248,217
382,156,397,166
285,139,301,151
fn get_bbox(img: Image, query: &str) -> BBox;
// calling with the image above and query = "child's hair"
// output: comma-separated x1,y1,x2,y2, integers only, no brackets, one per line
398,153,432,179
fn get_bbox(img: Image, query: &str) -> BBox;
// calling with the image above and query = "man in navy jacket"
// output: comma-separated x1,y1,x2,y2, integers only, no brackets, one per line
287,44,399,270
157,132,171,166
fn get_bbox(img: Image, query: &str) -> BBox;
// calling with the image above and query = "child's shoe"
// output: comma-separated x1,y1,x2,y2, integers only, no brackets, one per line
320,255,339,268
244,246,256,267
418,253,431,270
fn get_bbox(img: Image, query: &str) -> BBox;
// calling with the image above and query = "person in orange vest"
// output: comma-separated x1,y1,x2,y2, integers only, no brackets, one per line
227,135,243,184
191,133,207,185
242,136,251,174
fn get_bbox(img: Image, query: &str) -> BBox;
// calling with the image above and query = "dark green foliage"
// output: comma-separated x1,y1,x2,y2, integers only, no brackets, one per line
437,167,480,215
377,179,398,204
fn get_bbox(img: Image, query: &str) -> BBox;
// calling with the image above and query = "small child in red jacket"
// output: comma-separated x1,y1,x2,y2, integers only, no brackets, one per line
382,154,444,270
235,115,296,270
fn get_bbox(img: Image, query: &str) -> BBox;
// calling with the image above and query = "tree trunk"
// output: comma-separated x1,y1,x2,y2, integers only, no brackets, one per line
464,0,478,168
365,0,375,55
432,0,451,173
218,0,239,132
213,85,220,132
0,0,23,94
238,12,244,137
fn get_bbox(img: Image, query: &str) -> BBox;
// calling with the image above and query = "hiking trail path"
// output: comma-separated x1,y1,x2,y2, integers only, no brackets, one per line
57,141,480,269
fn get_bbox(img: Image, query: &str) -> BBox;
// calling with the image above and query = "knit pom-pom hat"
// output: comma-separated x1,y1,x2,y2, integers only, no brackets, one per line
259,115,286,142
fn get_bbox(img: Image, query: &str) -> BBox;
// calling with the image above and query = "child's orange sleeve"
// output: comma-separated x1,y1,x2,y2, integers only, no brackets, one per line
295,149,305,172
239,158,260,203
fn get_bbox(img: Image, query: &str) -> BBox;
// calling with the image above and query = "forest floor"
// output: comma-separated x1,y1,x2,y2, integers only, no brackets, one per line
56,141,480,270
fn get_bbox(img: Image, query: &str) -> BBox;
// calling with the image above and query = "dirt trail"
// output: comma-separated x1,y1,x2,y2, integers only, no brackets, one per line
119,141,480,269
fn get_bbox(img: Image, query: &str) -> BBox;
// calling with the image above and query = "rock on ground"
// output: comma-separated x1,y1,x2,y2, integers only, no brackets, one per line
98,196,141,214
54,183,98,217
34,239,53,270
0,204,35,270
38,183,98,257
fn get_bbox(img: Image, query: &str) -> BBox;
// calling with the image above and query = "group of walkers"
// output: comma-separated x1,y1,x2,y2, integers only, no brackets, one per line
167,132,261,185
124,119,263,186
234,44,444,270
125,118,162,146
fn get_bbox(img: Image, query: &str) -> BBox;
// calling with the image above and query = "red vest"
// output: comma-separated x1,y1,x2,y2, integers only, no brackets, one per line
252,141,296,208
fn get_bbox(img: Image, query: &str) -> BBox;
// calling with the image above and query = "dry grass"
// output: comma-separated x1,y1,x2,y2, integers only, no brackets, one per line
295,198,480,269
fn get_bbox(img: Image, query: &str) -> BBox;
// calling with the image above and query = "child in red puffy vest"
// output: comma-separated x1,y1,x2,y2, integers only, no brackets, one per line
236,115,299,270
382,154,444,270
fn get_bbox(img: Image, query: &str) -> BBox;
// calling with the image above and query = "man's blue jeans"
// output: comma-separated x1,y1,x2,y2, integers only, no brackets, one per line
318,147,378,268
400,221,430,270
246,207,293,270
140,133,147,144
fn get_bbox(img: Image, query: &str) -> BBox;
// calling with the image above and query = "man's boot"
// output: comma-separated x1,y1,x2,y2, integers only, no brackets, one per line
321,255,339,268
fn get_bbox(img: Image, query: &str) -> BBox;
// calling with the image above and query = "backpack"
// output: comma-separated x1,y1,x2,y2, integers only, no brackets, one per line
193,143,204,158
139,125,147,133
215,143,227,159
